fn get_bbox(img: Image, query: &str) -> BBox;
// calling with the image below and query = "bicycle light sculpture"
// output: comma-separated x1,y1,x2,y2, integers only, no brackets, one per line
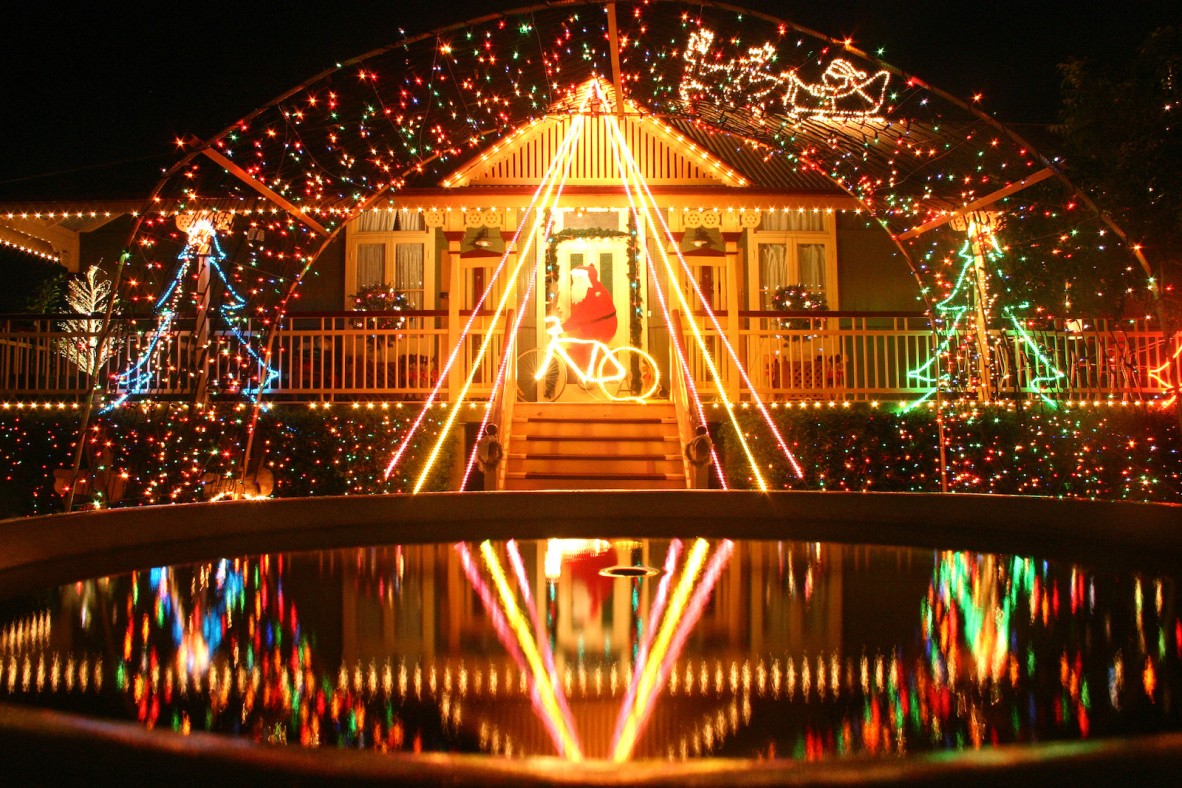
524,316,659,403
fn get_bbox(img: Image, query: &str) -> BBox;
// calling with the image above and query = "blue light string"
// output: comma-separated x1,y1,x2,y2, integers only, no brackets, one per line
113,231,279,406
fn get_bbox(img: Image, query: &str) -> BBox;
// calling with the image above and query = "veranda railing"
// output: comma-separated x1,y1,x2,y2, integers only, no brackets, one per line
0,311,1173,403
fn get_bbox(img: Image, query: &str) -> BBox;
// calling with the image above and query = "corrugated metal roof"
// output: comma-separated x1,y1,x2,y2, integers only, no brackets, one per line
663,117,842,193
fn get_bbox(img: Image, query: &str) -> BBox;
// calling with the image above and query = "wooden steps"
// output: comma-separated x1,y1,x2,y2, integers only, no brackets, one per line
504,401,686,490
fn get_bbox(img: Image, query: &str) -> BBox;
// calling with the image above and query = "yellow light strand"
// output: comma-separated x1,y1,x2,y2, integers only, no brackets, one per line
480,541,583,760
612,538,709,761
411,110,589,494
597,95,768,490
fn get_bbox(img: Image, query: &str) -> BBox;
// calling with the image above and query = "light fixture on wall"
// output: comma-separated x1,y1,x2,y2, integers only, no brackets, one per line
473,228,493,248
691,228,711,248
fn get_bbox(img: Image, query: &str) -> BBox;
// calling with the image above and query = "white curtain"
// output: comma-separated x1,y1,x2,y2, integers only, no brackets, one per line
797,244,826,290
760,212,824,232
395,243,425,308
398,209,424,231
356,211,397,232
759,244,788,308
356,243,385,289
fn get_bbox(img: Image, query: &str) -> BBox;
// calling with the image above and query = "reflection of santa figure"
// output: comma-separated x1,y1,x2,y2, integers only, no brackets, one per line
562,265,617,369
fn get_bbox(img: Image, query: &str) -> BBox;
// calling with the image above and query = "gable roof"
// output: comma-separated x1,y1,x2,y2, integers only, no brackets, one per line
442,101,748,189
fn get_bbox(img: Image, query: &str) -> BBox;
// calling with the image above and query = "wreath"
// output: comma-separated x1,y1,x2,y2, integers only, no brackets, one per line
771,284,828,338
352,283,410,331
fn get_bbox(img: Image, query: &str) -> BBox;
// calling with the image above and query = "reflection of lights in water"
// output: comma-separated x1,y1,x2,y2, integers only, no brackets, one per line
458,540,582,759
543,538,613,580
2,542,1179,761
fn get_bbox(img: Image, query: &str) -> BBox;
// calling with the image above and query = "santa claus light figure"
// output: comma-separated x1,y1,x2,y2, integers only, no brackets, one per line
561,264,617,370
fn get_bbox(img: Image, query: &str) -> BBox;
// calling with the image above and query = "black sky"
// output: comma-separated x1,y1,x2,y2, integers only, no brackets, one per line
1,0,1178,202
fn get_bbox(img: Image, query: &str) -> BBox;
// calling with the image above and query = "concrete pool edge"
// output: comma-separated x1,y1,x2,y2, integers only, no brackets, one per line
3,701,1182,786
1,492,1180,599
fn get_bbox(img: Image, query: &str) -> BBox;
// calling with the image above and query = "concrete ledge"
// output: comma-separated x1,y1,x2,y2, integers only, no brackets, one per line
2,701,1182,786
1,491,1180,599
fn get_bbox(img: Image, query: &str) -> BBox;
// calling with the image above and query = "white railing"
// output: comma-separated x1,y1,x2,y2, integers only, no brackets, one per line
271,313,451,401
1,311,1174,403
701,312,1175,402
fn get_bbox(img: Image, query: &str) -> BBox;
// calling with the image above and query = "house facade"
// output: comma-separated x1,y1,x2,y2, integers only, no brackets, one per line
0,1,1174,489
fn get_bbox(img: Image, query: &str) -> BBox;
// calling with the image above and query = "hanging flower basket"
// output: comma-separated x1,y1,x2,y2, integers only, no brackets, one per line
352,283,410,332
771,284,828,339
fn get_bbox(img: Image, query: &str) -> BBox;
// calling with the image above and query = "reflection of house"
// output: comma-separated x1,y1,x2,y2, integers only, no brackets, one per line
6,539,1169,761
337,539,861,758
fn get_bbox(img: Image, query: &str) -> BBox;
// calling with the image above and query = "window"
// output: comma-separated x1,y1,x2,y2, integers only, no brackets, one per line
760,212,825,233
759,244,788,309
797,243,826,290
751,211,835,309
599,252,613,291
394,243,425,308
346,211,434,310
356,243,386,289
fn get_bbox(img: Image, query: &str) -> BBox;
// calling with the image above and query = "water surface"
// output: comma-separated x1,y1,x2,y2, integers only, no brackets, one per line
1,538,1177,762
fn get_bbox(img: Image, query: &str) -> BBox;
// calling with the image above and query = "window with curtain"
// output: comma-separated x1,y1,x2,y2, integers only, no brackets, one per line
397,209,424,231
356,243,386,290
356,212,397,233
797,244,826,290
760,212,825,233
394,243,425,308
759,244,788,308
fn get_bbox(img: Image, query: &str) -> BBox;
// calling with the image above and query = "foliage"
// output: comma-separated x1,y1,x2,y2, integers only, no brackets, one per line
770,284,828,336
0,405,452,518
351,283,410,330
718,403,1182,501
1056,26,1182,299
0,250,67,314
55,265,120,376
626,214,643,352
993,194,1134,319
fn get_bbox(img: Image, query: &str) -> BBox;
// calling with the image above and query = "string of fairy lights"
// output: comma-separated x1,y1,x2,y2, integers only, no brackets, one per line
111,0,1152,372
2,1,1173,504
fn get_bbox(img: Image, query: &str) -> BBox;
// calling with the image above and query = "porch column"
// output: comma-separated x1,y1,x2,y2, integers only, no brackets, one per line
443,223,464,402
191,252,212,404
723,219,744,401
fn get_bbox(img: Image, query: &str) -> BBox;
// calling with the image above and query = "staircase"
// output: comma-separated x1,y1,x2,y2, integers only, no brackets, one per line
504,401,685,490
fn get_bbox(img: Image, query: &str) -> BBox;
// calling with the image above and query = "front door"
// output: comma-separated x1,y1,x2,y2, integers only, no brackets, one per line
541,208,642,355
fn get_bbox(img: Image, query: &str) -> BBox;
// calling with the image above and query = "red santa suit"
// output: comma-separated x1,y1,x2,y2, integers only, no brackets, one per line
562,265,617,371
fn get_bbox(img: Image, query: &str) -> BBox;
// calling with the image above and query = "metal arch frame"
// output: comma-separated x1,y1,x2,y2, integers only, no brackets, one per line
68,0,1152,504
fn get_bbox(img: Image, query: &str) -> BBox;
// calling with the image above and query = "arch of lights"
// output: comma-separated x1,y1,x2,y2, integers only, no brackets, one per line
93,0,1155,492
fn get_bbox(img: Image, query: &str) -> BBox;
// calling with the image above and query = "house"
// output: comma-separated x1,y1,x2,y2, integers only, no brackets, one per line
0,2,1173,490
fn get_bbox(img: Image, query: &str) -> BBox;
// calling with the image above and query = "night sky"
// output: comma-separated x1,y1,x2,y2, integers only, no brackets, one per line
0,0,1178,202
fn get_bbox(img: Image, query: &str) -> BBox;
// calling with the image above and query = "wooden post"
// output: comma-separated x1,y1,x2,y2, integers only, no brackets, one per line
951,211,996,402
724,224,743,401
444,227,464,402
